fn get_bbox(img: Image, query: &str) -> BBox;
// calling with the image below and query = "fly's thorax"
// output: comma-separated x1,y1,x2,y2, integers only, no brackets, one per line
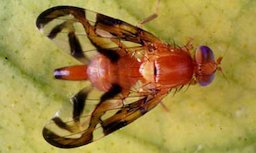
140,51,194,87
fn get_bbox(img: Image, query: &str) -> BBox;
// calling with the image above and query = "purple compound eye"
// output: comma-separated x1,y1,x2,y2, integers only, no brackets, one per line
197,74,215,86
195,46,215,64
195,46,217,86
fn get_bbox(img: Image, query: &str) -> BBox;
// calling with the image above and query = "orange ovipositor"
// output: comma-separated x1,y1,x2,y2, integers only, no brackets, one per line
54,65,88,80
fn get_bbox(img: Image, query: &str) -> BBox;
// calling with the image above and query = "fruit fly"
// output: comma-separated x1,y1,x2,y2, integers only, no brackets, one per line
36,5,222,148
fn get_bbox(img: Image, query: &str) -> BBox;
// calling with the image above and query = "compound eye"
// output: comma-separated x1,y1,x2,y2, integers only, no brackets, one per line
197,73,215,86
195,46,215,64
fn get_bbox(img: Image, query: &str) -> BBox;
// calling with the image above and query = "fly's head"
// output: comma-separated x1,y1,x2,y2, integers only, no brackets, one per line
194,46,222,86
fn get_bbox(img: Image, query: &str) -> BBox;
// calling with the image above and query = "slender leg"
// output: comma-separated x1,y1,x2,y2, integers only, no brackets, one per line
180,38,194,53
138,0,160,26
160,102,169,112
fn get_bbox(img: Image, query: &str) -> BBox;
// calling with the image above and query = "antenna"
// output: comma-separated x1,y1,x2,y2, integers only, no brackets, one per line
216,43,231,84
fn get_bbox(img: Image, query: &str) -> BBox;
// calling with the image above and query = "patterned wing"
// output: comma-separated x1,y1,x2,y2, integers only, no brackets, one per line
42,84,168,148
36,6,161,63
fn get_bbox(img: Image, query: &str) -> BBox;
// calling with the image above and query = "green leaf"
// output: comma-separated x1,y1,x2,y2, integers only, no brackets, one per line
0,0,255,153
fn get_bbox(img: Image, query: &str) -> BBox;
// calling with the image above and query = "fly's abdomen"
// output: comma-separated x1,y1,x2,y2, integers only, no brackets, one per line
87,54,117,91
87,54,142,92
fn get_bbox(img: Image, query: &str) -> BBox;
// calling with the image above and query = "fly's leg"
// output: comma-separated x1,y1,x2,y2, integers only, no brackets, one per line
138,0,160,26
160,102,170,112
181,38,194,53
